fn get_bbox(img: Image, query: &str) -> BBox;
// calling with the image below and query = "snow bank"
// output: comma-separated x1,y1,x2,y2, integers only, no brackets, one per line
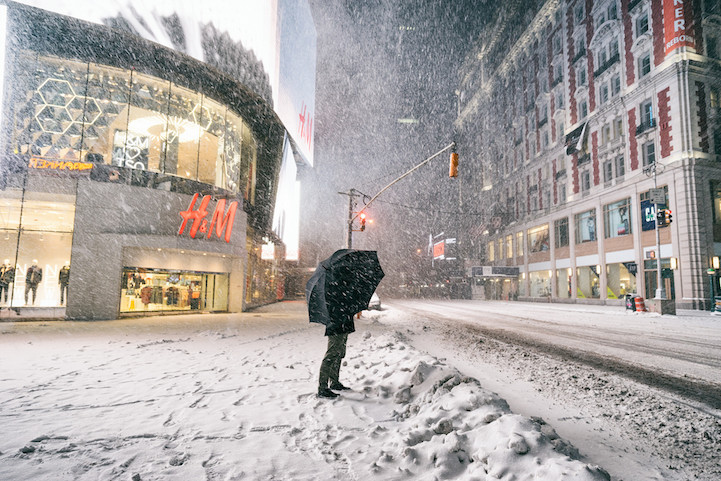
346,331,610,480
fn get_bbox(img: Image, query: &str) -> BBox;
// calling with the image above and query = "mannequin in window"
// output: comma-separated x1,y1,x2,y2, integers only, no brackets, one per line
25,260,43,305
0,259,15,304
59,261,70,305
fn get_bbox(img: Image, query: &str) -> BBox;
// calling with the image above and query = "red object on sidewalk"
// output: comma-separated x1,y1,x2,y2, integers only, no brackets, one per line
634,296,646,312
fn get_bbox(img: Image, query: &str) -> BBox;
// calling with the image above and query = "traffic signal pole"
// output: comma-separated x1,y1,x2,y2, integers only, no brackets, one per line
339,142,457,250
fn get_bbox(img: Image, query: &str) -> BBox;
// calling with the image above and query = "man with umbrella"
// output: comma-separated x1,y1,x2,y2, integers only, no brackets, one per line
306,249,384,399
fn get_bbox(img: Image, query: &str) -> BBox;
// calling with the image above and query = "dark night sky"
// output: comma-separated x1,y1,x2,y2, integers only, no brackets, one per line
302,1,493,280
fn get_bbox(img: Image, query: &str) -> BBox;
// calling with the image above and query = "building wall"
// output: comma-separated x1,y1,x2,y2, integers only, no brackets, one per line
456,0,721,309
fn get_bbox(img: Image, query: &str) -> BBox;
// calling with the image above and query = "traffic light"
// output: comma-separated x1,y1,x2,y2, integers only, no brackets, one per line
656,209,666,226
449,150,459,178
359,212,367,231
665,209,673,224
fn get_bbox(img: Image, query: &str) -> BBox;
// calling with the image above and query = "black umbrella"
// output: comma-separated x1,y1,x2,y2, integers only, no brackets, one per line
306,249,385,325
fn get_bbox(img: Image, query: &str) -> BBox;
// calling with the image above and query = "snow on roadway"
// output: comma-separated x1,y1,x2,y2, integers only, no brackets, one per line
380,300,721,481
0,302,610,480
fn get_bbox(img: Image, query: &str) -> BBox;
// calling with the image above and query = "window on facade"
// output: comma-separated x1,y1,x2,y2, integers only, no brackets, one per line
616,154,626,177
542,130,549,149
575,4,585,24
581,171,591,192
611,74,621,96
598,48,608,67
641,99,653,124
600,84,609,105
516,231,524,257
595,12,606,29
556,91,564,109
575,209,597,243
559,183,567,203
602,124,612,144
576,37,585,55
708,37,719,59
642,141,656,166
608,2,618,20
580,99,588,119
506,235,513,259
578,66,587,86
610,38,620,58
487,241,495,262
710,88,719,109
553,34,562,54
603,160,613,182
636,13,649,37
528,224,550,253
554,217,569,248
639,53,651,77
557,120,565,140
614,117,624,138
604,198,632,238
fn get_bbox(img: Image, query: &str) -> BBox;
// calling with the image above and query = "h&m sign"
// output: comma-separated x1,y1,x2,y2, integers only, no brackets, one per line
178,193,239,243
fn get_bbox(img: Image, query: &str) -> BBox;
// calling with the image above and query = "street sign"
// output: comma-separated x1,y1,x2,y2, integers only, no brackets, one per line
649,188,665,205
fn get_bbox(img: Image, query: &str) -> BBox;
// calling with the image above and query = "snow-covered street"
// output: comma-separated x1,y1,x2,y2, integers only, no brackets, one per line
1,300,719,480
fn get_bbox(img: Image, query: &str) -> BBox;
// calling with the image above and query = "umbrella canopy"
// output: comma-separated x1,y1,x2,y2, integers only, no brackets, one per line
306,249,385,325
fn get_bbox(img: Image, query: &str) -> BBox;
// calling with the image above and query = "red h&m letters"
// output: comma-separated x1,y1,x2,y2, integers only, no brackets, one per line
178,193,239,243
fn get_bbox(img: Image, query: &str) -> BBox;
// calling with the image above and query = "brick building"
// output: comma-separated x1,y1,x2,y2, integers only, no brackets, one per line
455,0,721,309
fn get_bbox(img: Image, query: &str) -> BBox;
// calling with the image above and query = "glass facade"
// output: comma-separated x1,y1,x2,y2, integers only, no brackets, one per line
606,262,637,299
577,265,601,298
0,179,75,308
528,224,550,253
554,217,569,248
556,268,572,299
529,270,552,297
10,52,257,197
575,209,597,243
603,198,631,238
120,267,229,313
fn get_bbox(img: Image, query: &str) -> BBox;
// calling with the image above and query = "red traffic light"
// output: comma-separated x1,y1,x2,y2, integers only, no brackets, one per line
359,212,367,231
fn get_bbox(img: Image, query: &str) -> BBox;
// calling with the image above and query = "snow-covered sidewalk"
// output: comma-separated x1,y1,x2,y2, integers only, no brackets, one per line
0,302,609,480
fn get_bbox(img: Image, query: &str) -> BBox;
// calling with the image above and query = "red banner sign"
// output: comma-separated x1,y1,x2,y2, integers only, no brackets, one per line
178,193,239,243
664,0,695,55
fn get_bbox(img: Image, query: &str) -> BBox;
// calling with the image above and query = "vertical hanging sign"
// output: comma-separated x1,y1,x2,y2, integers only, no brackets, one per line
664,0,695,55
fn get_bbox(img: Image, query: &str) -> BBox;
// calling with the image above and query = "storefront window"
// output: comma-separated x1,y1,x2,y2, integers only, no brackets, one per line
603,198,631,238
606,262,637,298
556,268,572,298
119,267,228,313
575,209,597,243
529,270,551,297
528,224,550,253
0,184,75,308
576,265,601,298
505,235,513,258
554,217,569,248
10,52,258,197
516,231,524,257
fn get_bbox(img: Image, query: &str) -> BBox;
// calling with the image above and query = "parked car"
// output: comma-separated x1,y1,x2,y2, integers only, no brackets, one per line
368,292,381,310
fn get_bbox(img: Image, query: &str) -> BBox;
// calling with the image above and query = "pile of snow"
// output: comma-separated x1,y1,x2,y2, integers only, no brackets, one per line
0,309,609,480
341,332,609,480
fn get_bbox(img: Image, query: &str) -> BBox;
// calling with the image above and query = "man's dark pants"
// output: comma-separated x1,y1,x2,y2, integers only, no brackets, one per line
319,333,348,389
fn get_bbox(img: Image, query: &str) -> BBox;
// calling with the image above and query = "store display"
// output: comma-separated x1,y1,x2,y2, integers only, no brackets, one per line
25,260,43,305
59,262,70,305
0,260,15,304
